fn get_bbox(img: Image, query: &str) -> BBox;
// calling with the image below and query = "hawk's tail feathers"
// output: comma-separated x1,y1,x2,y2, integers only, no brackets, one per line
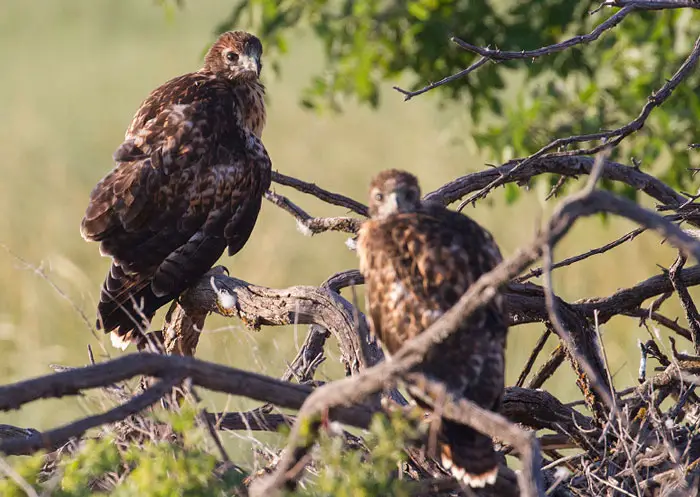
439,420,499,488
110,330,138,351
96,263,168,347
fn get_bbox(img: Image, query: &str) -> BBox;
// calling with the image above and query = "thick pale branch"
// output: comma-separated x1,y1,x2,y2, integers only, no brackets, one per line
171,265,383,374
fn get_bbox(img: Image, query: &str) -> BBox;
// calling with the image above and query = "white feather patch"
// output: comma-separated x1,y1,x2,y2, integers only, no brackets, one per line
345,237,357,251
110,332,131,351
423,309,444,323
388,282,407,304
217,289,237,312
462,466,499,488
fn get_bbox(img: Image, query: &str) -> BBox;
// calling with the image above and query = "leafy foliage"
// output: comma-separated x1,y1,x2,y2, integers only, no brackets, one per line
0,408,425,496
288,409,425,497
0,407,246,497
215,1,700,200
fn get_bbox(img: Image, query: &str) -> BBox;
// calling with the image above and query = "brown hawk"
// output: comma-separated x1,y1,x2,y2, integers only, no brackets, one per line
80,31,271,349
356,169,508,488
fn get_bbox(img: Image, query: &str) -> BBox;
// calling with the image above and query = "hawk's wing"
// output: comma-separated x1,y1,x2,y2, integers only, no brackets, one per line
81,73,271,336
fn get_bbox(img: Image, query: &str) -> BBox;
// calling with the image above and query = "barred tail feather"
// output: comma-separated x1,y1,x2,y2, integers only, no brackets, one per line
96,263,170,344
439,420,499,488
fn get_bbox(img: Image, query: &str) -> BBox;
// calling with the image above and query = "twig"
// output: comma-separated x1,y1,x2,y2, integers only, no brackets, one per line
526,345,566,390
623,307,692,341
451,6,634,61
603,0,700,9
270,170,368,216
393,56,488,101
516,327,553,388
264,190,361,235
210,411,293,432
668,252,700,353
0,375,184,455
516,227,646,282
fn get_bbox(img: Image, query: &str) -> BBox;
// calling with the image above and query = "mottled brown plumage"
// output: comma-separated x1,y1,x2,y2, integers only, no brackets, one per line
356,169,508,488
80,31,271,348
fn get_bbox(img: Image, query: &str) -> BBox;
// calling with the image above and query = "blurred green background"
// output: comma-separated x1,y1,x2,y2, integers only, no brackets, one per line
0,0,690,467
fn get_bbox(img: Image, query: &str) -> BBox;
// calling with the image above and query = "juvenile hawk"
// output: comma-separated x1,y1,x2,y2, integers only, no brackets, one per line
80,31,271,349
356,169,508,488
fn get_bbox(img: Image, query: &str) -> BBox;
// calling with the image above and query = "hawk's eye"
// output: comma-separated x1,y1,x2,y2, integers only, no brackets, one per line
226,52,239,63
374,192,384,202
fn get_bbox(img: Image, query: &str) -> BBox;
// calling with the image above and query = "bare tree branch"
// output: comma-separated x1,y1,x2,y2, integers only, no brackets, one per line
516,328,552,388
451,6,634,61
0,375,184,455
526,345,566,390
425,156,695,226
271,171,368,217
604,0,700,9
265,190,361,236
668,253,700,354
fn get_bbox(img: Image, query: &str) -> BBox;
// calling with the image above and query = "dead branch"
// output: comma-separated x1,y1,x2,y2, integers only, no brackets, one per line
271,170,368,216
264,190,361,236
0,353,376,456
575,265,700,322
149,265,382,375
516,328,552,388
452,6,634,61
526,345,566,390
606,0,700,9
0,375,184,455
669,253,700,354
425,156,695,226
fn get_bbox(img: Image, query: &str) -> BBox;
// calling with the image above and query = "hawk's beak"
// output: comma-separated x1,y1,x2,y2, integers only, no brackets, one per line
394,188,415,212
242,55,261,77
387,192,400,212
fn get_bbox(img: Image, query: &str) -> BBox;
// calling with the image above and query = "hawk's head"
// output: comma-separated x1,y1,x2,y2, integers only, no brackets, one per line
204,31,263,82
368,169,422,219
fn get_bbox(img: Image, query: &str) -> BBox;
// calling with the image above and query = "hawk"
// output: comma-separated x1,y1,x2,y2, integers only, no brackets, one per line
80,31,271,350
356,169,508,488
